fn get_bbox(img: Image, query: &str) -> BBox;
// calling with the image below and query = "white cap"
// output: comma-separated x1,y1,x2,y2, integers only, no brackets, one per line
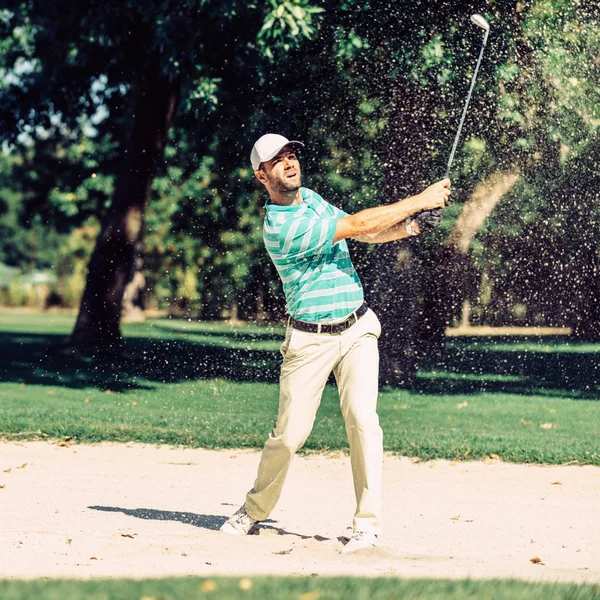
250,134,304,170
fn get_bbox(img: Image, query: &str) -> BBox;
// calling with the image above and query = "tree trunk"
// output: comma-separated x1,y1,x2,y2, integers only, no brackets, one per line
121,245,146,323
420,170,521,352
366,77,440,387
367,241,422,387
69,69,180,350
572,249,600,340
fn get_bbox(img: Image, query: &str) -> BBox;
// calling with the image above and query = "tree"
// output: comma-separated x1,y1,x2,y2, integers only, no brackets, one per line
1,0,323,349
305,0,600,381
3,0,600,379
421,0,600,349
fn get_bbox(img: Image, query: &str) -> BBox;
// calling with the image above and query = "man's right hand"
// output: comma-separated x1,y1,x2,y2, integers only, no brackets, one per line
417,178,451,211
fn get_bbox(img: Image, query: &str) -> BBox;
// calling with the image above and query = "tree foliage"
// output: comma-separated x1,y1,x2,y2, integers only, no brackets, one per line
1,0,600,373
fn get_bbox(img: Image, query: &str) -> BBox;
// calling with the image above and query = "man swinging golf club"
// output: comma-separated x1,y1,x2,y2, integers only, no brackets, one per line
221,133,450,553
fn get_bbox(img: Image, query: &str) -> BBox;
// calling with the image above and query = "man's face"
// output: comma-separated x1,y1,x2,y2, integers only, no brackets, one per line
256,147,302,194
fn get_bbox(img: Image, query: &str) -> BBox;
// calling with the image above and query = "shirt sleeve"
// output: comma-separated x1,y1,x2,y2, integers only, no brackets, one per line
332,205,348,218
316,194,347,218
278,215,338,260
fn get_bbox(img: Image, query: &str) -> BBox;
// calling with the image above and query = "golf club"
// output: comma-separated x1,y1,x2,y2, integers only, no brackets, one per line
444,13,490,179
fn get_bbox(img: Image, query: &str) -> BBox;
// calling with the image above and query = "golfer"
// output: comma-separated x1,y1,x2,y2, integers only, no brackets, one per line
221,134,450,553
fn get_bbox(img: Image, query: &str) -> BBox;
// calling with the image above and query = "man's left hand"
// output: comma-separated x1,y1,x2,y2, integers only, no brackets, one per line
415,208,442,234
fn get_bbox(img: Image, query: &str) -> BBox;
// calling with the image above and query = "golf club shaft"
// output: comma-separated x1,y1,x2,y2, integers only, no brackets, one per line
444,30,489,179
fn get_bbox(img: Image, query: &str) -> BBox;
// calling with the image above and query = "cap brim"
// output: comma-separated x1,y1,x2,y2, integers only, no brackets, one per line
260,140,305,165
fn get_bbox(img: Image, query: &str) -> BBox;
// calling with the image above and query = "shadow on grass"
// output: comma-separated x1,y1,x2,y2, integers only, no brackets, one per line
149,323,284,342
414,376,600,400
0,331,281,392
1,330,599,400
416,336,600,400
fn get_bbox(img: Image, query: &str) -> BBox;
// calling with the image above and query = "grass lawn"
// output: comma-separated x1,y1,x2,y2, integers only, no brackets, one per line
0,576,598,600
0,310,599,465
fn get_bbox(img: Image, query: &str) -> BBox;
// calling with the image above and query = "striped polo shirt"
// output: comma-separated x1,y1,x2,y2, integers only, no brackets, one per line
263,187,364,323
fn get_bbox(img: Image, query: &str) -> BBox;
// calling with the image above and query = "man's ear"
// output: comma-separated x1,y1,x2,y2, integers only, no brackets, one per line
254,169,267,185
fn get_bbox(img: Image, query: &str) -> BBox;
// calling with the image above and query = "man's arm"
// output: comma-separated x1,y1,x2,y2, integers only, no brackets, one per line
353,208,443,243
352,219,418,244
333,179,450,245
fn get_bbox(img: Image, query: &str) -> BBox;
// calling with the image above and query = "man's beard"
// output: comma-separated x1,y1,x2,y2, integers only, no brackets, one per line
269,172,302,194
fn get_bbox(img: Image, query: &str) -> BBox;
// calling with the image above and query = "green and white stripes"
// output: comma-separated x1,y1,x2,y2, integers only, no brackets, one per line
263,188,363,323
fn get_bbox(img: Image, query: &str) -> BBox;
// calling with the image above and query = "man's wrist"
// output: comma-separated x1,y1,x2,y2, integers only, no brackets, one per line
402,195,422,214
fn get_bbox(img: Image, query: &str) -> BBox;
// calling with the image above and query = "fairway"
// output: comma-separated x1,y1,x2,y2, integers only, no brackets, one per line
0,310,599,465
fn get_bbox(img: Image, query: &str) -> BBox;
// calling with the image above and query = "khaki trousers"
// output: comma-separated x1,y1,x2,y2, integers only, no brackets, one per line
245,308,383,534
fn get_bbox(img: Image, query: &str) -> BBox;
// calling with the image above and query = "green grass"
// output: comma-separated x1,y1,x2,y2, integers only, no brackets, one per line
0,576,598,600
0,310,599,464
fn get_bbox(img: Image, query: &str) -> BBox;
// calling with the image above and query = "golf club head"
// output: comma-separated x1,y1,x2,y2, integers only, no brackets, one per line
471,14,490,31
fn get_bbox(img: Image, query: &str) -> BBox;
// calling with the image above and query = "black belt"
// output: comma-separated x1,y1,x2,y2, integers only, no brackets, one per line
288,302,368,335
